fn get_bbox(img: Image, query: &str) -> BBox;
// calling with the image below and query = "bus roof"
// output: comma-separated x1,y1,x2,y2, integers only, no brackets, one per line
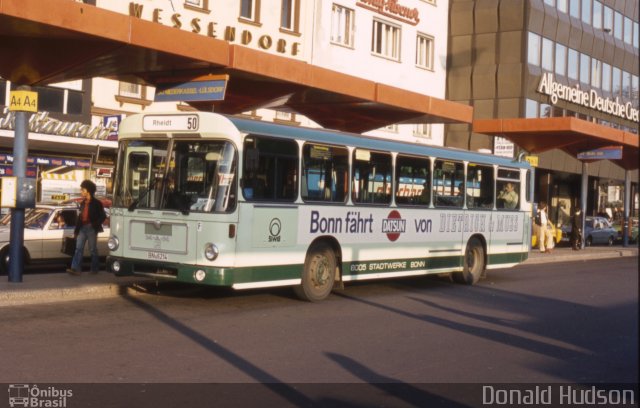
227,115,530,169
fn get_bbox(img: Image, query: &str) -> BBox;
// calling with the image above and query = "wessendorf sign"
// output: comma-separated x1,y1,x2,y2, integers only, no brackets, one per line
537,72,640,123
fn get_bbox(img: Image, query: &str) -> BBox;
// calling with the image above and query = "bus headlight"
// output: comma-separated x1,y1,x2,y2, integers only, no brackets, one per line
204,243,219,261
111,260,121,272
108,236,119,251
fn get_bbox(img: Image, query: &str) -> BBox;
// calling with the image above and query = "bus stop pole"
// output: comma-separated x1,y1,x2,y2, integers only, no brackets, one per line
580,162,588,250
7,87,33,282
8,110,30,282
623,170,630,248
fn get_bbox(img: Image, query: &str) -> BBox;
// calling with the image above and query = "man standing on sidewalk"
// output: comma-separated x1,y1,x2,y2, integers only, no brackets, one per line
67,180,106,275
536,201,554,253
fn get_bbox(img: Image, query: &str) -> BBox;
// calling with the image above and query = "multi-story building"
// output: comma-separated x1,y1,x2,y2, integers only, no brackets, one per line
447,0,639,225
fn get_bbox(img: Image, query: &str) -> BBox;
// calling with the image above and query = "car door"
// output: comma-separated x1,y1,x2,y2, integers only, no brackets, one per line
41,209,77,259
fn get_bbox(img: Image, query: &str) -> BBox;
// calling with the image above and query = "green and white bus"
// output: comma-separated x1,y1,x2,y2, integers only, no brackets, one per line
108,112,532,301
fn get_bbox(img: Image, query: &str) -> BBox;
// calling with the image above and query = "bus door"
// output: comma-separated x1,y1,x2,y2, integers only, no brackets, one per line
122,146,153,207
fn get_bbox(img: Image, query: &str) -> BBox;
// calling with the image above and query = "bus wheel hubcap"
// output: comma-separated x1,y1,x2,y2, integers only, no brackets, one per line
313,257,329,286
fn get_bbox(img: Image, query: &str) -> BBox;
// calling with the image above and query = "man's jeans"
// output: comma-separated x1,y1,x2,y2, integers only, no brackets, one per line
71,224,100,272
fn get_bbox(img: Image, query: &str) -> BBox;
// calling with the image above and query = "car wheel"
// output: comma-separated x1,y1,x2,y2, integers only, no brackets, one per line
0,248,8,275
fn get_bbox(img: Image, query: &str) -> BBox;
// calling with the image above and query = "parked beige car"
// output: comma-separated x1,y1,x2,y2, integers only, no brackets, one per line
0,204,110,274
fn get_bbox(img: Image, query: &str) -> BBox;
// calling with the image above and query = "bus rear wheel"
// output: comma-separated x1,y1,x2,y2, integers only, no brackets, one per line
452,237,485,285
294,243,336,302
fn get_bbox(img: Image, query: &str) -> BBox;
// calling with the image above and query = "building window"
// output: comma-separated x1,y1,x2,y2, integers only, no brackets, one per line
541,37,554,71
613,11,622,40
567,48,579,80
632,75,639,107
556,0,567,13
280,0,299,32
331,4,354,47
184,0,209,11
633,22,639,49
622,71,631,99
579,53,589,84
383,124,399,132
118,81,142,98
602,63,611,92
590,57,600,88
416,34,434,70
414,124,431,138
580,0,591,25
527,32,541,66
525,99,538,118
592,1,602,29
371,19,401,61
623,17,633,45
240,0,260,23
569,0,580,18
555,43,566,76
603,6,613,32
544,0,554,5
612,66,621,96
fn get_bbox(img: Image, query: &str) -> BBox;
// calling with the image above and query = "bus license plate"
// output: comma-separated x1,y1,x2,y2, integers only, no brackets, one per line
147,251,169,261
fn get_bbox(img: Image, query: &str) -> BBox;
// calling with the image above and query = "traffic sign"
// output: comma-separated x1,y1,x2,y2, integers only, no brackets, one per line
524,155,539,167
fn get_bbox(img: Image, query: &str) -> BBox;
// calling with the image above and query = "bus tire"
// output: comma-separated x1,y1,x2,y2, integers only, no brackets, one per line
294,243,336,302
452,237,485,285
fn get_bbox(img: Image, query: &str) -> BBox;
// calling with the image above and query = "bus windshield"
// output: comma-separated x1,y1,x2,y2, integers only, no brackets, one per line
114,139,237,213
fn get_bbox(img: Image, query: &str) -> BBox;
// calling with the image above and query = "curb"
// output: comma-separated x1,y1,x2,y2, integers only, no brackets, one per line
524,248,638,265
0,276,151,307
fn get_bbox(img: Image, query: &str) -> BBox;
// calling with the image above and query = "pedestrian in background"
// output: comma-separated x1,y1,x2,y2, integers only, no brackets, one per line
67,180,106,275
570,206,583,250
536,201,554,253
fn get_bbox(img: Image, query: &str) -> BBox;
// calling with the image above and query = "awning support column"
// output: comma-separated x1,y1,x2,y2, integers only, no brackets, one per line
580,162,588,249
623,170,631,247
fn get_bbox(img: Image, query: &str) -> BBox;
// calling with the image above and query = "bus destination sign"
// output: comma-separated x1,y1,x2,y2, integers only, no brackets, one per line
142,114,200,132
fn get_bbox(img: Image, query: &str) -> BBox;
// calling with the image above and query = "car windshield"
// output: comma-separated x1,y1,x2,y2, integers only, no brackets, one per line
1,209,36,226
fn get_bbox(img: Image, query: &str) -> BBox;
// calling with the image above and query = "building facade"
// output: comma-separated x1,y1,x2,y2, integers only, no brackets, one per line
447,0,639,226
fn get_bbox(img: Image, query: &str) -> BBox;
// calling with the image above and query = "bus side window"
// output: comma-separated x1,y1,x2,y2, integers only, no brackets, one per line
352,149,392,205
395,155,430,206
301,143,349,203
433,160,464,208
467,163,494,209
242,135,298,202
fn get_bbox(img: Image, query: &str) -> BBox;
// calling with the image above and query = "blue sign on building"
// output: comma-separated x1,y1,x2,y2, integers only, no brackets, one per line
154,75,228,102
577,146,623,160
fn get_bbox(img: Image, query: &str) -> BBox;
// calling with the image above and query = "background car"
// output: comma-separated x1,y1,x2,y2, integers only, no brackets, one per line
532,222,562,249
560,216,617,247
0,204,110,274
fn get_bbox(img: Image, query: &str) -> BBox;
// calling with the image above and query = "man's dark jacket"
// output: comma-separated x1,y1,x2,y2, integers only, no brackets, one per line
74,197,106,235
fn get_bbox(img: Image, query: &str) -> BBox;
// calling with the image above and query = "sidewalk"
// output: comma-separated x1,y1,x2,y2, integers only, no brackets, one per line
1,245,637,307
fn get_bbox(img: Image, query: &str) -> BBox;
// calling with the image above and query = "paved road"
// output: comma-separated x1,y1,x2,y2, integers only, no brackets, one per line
0,258,637,406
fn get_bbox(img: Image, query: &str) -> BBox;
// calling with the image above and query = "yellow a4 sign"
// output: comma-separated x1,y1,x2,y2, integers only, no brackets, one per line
9,90,38,112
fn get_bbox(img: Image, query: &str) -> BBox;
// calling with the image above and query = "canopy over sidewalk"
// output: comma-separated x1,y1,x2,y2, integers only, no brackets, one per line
473,117,639,170
0,0,472,133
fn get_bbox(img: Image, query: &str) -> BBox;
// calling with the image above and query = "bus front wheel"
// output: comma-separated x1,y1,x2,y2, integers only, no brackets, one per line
452,237,485,285
294,243,336,302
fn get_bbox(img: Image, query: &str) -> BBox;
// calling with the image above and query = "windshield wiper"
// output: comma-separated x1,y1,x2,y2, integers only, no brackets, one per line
128,190,148,212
